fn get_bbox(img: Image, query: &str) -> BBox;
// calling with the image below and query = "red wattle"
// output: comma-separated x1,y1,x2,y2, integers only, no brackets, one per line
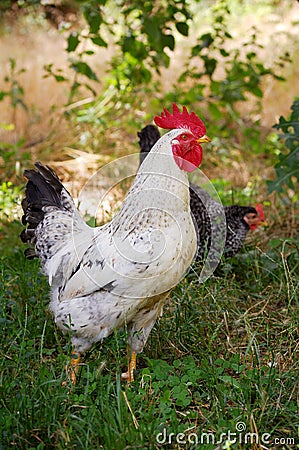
172,144,202,172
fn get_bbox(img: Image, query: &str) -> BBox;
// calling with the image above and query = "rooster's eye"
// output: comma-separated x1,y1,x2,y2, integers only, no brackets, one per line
181,134,188,140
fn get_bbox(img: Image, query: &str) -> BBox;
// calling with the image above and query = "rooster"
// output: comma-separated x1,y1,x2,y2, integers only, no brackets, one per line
20,104,211,384
138,125,265,261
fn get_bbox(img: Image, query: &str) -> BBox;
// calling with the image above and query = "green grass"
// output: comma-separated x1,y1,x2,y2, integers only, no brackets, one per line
1,215,298,449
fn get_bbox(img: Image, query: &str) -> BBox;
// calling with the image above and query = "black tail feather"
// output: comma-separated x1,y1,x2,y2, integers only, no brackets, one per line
20,162,67,257
24,247,37,259
23,162,64,210
20,227,36,243
138,125,161,166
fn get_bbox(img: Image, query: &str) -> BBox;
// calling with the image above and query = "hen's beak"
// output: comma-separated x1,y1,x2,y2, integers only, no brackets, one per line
197,135,211,143
259,220,267,227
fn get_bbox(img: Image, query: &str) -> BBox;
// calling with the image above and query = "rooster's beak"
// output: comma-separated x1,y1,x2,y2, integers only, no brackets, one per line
197,135,211,143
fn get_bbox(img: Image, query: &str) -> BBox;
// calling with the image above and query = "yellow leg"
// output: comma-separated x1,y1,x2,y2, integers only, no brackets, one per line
62,353,81,386
121,351,137,383
70,353,81,385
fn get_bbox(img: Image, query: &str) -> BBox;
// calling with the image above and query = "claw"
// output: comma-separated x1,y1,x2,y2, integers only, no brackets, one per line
121,351,136,384
62,353,81,386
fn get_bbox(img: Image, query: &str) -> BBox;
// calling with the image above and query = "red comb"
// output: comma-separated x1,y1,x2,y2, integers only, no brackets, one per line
255,204,265,220
154,103,206,138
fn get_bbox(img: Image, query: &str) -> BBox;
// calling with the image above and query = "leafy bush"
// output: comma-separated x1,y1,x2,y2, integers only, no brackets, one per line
43,0,193,100
170,1,289,130
60,0,290,146
0,58,27,114
0,181,22,220
267,98,299,196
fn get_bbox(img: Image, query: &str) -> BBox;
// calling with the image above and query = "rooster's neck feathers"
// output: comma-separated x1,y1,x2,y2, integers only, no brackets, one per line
137,124,262,260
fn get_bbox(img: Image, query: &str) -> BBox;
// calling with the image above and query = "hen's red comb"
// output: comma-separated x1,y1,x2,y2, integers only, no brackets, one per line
154,103,206,138
255,204,265,220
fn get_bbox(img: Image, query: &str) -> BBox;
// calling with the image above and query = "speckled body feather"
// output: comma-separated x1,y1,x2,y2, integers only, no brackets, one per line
21,129,197,356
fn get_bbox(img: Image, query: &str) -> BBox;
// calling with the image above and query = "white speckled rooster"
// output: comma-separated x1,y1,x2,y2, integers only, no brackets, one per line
20,104,210,384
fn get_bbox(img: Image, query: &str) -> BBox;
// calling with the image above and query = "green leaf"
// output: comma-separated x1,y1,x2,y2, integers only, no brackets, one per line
251,86,263,98
161,34,175,51
71,62,98,81
273,74,285,82
66,32,80,52
203,56,217,76
220,48,230,57
54,75,67,82
219,375,241,389
83,83,97,96
9,58,16,70
176,22,189,37
224,31,233,39
84,7,102,34
122,36,135,53
0,91,8,101
91,36,107,48
198,33,214,50
143,17,161,42
161,389,171,403
173,360,181,369
267,99,299,194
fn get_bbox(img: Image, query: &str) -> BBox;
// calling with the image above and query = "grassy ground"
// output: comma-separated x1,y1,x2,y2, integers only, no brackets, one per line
1,200,298,449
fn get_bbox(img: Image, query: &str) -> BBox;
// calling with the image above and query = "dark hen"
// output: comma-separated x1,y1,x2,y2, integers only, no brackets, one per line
138,125,265,260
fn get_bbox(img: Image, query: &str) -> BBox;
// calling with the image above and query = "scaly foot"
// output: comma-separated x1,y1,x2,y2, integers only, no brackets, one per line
121,351,136,384
62,353,81,386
